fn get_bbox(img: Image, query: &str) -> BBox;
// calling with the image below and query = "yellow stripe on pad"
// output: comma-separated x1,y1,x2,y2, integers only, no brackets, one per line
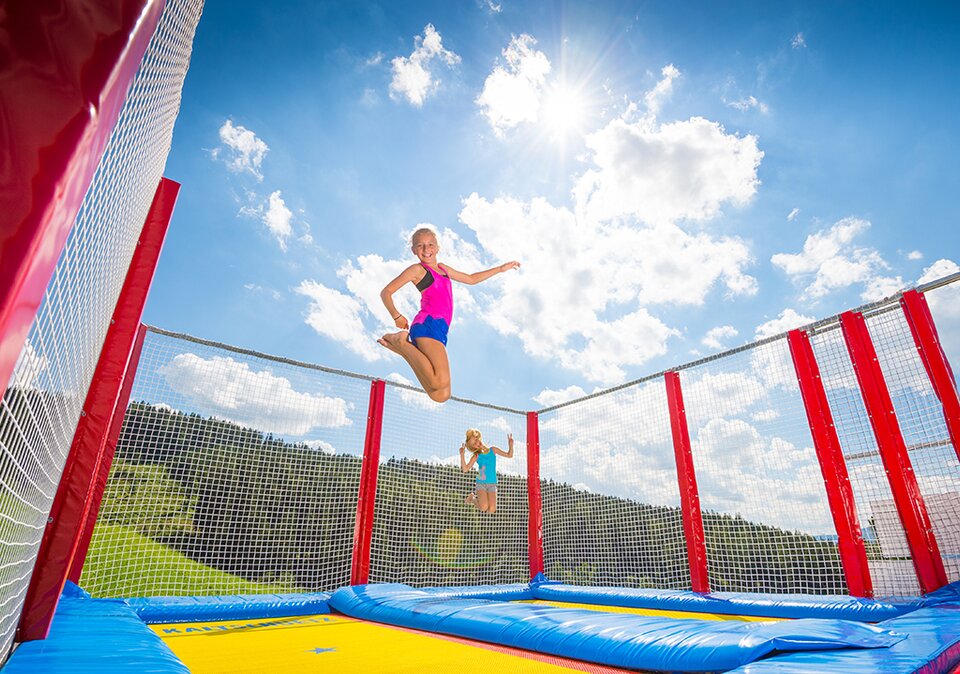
151,613,627,673
517,599,786,622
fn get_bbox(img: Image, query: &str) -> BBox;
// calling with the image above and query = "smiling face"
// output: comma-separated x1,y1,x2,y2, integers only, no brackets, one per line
464,428,483,452
411,229,439,266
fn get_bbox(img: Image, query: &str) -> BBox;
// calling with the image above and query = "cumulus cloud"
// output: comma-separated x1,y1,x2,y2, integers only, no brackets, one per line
240,190,294,251
476,34,551,136
213,120,268,180
754,308,817,339
702,325,738,350
159,353,351,435
918,259,960,367
644,64,680,116
771,217,893,300
390,24,461,106
295,280,383,362
573,115,763,226
907,250,923,261
533,385,589,408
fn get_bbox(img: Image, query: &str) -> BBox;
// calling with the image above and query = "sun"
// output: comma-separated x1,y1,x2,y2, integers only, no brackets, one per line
540,82,587,138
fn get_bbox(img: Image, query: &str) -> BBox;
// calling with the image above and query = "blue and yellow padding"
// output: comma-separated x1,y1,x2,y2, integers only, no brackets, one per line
329,583,905,672
529,574,928,621
126,590,331,623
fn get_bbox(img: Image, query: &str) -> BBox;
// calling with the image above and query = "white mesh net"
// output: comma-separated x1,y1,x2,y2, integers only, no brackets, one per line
369,384,529,587
80,328,369,597
0,0,202,658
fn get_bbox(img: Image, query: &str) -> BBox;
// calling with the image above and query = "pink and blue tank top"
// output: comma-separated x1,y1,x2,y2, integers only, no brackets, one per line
476,450,497,484
409,263,453,345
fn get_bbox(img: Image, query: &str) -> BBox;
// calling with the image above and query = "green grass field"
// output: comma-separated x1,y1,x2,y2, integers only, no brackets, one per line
79,523,296,598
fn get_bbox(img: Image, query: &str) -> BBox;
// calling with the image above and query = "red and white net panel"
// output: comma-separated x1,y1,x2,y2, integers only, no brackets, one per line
678,337,848,595
369,384,529,587
0,0,202,657
80,327,369,596
538,380,690,590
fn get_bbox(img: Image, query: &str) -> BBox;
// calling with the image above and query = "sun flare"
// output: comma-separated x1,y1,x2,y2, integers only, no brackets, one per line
541,83,587,137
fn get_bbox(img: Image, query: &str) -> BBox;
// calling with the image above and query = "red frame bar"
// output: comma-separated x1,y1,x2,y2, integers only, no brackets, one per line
351,379,386,585
18,178,179,640
526,411,544,579
0,0,165,401
840,311,948,593
788,329,873,597
664,371,709,593
68,323,149,583
901,289,960,463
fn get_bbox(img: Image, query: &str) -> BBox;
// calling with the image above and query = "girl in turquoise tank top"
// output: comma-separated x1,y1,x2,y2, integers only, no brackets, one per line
459,428,514,514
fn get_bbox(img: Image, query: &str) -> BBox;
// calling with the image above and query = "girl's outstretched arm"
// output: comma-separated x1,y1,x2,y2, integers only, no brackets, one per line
459,444,478,472
441,261,520,286
380,264,421,329
493,433,514,458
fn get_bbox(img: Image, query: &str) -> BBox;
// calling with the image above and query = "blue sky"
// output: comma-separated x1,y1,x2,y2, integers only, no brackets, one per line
147,0,960,411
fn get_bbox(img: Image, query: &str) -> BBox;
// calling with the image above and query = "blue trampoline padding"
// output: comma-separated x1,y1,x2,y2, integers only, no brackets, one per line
727,603,960,673
3,595,188,674
329,583,906,672
530,581,923,621
411,582,533,600
125,591,331,624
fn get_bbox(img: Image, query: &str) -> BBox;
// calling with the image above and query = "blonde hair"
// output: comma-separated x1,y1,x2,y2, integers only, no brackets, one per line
410,227,438,246
464,428,484,454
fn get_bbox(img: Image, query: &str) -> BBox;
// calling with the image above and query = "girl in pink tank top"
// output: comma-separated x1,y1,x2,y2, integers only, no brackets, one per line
378,227,520,403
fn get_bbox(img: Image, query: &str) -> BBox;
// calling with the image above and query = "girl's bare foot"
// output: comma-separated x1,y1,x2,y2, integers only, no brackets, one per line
378,331,408,354
465,492,478,507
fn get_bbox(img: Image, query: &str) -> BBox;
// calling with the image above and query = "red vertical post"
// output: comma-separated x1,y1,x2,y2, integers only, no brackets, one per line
664,371,710,593
526,411,544,579
788,329,873,597
18,178,179,640
900,289,960,462
840,311,948,593
68,323,149,584
351,379,385,585
0,0,166,401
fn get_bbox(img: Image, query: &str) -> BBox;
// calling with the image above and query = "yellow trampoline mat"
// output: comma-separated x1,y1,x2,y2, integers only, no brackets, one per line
151,613,633,673
521,599,785,622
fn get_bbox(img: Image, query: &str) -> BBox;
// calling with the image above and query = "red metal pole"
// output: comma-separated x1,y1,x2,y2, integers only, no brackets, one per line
664,371,710,593
68,323,149,584
788,329,873,597
900,289,960,463
0,0,165,401
18,178,179,640
351,379,385,585
526,411,544,579
840,311,948,594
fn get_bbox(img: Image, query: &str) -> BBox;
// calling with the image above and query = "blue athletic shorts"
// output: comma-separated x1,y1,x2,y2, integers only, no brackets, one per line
408,315,450,346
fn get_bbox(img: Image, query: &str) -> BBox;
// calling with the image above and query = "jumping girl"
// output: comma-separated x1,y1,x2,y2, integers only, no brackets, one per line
459,429,514,514
378,227,519,403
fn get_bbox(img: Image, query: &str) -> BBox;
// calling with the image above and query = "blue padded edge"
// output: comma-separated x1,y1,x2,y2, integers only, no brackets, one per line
125,591,331,624
530,577,924,621
727,602,960,673
329,583,905,672
414,583,533,600
3,593,189,674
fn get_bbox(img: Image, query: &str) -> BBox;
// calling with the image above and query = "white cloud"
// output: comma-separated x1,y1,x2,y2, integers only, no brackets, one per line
9,339,47,388
918,259,960,368
476,34,551,136
792,32,807,49
755,308,816,339
385,372,443,410
240,190,293,251
295,280,383,362
214,120,268,181
484,0,502,13
787,207,800,222
702,325,738,350
644,64,680,116
390,24,461,107
159,353,351,435
918,258,959,286
907,250,923,261
573,115,763,226
771,217,893,300
860,275,905,302
303,439,337,454
726,95,769,114
533,385,588,408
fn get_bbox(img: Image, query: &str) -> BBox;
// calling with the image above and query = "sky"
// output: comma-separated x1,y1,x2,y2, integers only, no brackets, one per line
147,0,960,412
